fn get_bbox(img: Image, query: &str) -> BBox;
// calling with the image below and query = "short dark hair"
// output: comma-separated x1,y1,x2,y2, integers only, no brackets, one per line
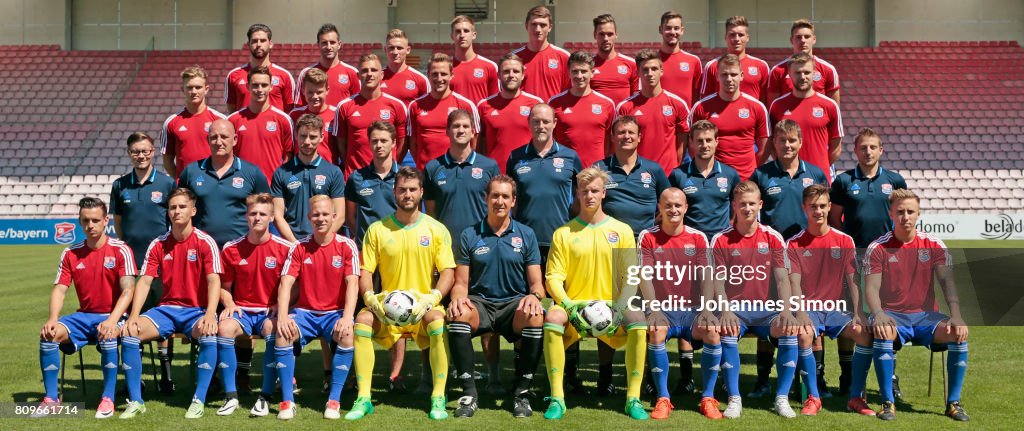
247,66,272,84
78,197,107,216
690,119,718,139
611,115,639,133
486,174,517,196
169,187,197,204
446,109,473,129
593,14,616,31
296,113,325,134
568,51,594,69
316,23,338,41
634,49,660,68
395,166,424,188
802,184,830,205
368,120,397,141
773,119,802,140
247,23,272,41
125,132,154,148
660,11,683,27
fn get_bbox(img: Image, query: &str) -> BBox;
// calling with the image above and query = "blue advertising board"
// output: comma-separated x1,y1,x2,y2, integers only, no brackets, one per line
0,219,118,245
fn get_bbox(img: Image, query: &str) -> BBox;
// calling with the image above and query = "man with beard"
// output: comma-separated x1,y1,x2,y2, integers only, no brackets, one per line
333,53,409,178
225,24,295,113
227,67,294,183
656,11,702,105
700,16,770,103
548,51,616,167
589,14,637,105
476,54,544,173
295,23,359,108
408,53,480,169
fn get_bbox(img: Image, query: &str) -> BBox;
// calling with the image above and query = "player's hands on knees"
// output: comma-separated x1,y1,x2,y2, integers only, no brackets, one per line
96,318,119,341
516,294,543,317
121,316,141,337
198,313,219,337
775,312,800,336
646,311,669,328
40,319,59,340
946,317,969,343
795,311,813,335
719,311,740,336
447,296,475,320
871,311,897,340
277,314,297,340
696,311,720,333
219,305,242,321
334,316,354,338
851,312,868,332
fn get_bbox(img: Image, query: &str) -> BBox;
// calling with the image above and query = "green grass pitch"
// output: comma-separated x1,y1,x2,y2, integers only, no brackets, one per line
2,241,1022,430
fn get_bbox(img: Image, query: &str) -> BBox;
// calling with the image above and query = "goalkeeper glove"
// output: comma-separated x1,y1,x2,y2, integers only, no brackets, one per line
411,289,442,323
363,291,386,321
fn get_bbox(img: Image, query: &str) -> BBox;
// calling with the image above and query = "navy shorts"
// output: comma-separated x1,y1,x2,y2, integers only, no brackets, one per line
141,305,205,340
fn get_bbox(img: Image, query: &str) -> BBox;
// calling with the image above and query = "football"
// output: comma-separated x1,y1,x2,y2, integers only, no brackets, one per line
580,300,620,337
383,290,418,326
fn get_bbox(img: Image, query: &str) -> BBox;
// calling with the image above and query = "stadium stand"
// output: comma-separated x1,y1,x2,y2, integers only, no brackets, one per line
1,41,1022,217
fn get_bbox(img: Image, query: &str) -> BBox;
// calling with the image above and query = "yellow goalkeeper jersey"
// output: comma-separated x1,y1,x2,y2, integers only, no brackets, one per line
545,215,637,303
361,213,456,294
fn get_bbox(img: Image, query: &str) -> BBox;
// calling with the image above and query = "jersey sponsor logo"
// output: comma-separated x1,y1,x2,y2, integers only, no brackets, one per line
617,65,628,75
437,172,447,181
232,177,245,189
710,112,720,118
783,110,792,116
510,236,523,249
591,104,603,115
239,78,247,86
490,110,499,116
271,76,281,86
738,108,750,119
519,106,531,116
593,69,601,74
803,250,813,257
352,111,362,117
473,68,485,78
358,187,374,196
287,175,301,190
553,158,564,168
54,222,76,245
607,232,619,243
239,258,248,265
178,125,188,132
683,185,698,194
849,183,861,195
684,243,696,256
304,257,314,264
731,249,741,256
813,71,822,82
471,167,483,179
104,256,116,269
339,75,349,84
767,186,782,195
548,59,559,69
633,110,643,116
121,190,131,202
419,235,431,247
812,107,825,118
680,63,690,72
418,109,429,116
315,175,327,186
379,110,392,120
332,255,343,268
918,249,930,262
473,246,490,255
888,255,898,263
662,105,673,116
195,175,205,187
238,125,247,131
802,178,814,187
187,249,199,262
605,181,619,189
381,82,388,88
748,66,759,76
266,121,278,132
151,191,163,203
516,165,531,174
831,246,842,259
76,262,86,270
757,242,769,254
640,172,652,184
881,183,893,195
405,80,416,90
164,253,173,261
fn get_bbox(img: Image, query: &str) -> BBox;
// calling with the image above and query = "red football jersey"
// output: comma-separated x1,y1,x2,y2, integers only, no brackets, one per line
220,235,294,309
638,225,710,302
700,55,771,103
548,90,615,167
282,234,360,311
381,66,430,105
591,53,638,105
615,90,690,174
476,92,545,173
295,61,360,108
689,93,770,180
289,105,339,164
710,224,788,302
451,54,499,105
332,93,409,177
864,232,951,313
229,107,295,182
659,50,703,105
768,92,843,183
141,228,223,308
54,238,136,313
512,44,571,101
161,107,228,177
224,63,296,112
768,55,840,96
786,228,856,302
408,91,480,169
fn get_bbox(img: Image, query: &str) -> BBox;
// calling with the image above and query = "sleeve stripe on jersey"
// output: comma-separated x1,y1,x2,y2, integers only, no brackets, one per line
700,58,717,94
815,93,844,137
547,90,569,104
662,90,692,113
592,91,616,107
222,236,246,252
452,92,482,132
337,235,362,277
521,92,545,104
332,96,356,136
768,93,791,112
53,245,74,285
295,64,316,101
208,108,227,120
270,64,297,93
636,227,654,263
224,66,244,103
814,56,840,85
741,93,771,135
381,93,411,117
270,107,296,132
195,229,223,273
478,55,499,72
281,240,300,275
140,233,169,275
749,55,770,70
918,232,953,266
763,226,791,269
863,231,894,274
159,109,185,154
407,67,432,95
110,239,138,276
689,94,716,125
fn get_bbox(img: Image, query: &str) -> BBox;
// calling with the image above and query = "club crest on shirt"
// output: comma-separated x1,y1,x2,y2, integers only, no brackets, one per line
548,59,559,69
738,108,750,119
187,249,199,262
591,104,603,115
748,66,759,76
203,122,212,132
265,257,277,269
812,107,825,118
315,175,327,186
511,236,523,249
266,122,278,132
405,80,416,90
919,249,930,262
640,172,652,184
831,246,842,259
339,75,349,84
379,110,392,120
680,63,690,72
881,183,893,195
757,242,769,254
104,256,117,269
271,76,281,86
716,177,729,189
471,167,483,179
617,65,629,75
332,255,343,268
684,243,697,256
662,105,673,116
150,191,163,203
473,68,485,78
813,71,822,82
419,235,431,247
802,178,814,187
232,177,245,189
519,106,531,116
607,232,619,243
553,158,564,168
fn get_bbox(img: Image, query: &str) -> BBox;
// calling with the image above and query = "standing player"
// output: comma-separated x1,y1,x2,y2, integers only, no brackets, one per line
162,66,228,178
272,114,346,243
295,23,360,109
700,16,770,103
593,115,670,237
668,120,741,238
346,167,456,421
548,51,616,167
344,121,399,246
289,68,340,165
767,19,840,105
111,132,177,394
541,167,648,420
446,175,546,418
34,198,136,419
786,184,876,417
333,53,408,178
271,195,361,420
476,54,544,173
590,14,637,105
225,23,295,113
769,52,843,183
656,11,702,105
709,181,803,419
865,190,970,422
751,120,827,239
616,49,690,175
408,53,480,169
450,15,499,105
381,28,430,105
118,188,221,419
209,193,294,417
637,188,721,420
689,53,769,180
178,119,271,248
512,5,570,101
228,66,295,183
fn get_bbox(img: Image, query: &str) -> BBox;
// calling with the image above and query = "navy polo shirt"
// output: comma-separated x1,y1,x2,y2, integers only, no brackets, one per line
506,142,583,246
109,168,176,267
178,156,270,247
830,165,907,248
344,162,398,245
668,160,741,238
457,219,542,302
752,160,828,239
593,155,670,237
424,151,500,248
271,155,345,239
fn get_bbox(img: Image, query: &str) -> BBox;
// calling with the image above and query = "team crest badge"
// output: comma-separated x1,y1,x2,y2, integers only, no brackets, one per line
684,244,697,256
640,172,652,184
738,108,750,119
511,237,523,248
150,191,163,203
607,232,619,243
265,257,277,269
271,76,280,86
519,106,531,116
266,122,278,132
748,66,758,76
339,75,349,84
918,249,930,262
802,178,814,187
419,235,431,247
617,65,628,75
473,68,484,78
591,104,603,115
54,222,76,245
813,71,822,82
203,122,212,132
831,246,842,259
471,167,483,179
405,80,416,90
548,59,559,69
680,63,690,72
662,105,673,116
553,158,565,169
757,242,769,254
881,183,893,195
379,110,392,120
315,175,327,186
103,256,117,269
187,249,198,262
717,177,729,188
812,107,825,118
232,177,245,189
332,255,343,268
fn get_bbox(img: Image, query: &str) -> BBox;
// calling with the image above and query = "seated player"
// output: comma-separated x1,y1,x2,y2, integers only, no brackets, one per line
347,167,456,421
212,193,294,416
541,167,648,420
269,195,360,420
708,181,807,419
638,188,722,420
446,175,546,418
118,188,222,419
34,197,136,419
865,189,970,421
